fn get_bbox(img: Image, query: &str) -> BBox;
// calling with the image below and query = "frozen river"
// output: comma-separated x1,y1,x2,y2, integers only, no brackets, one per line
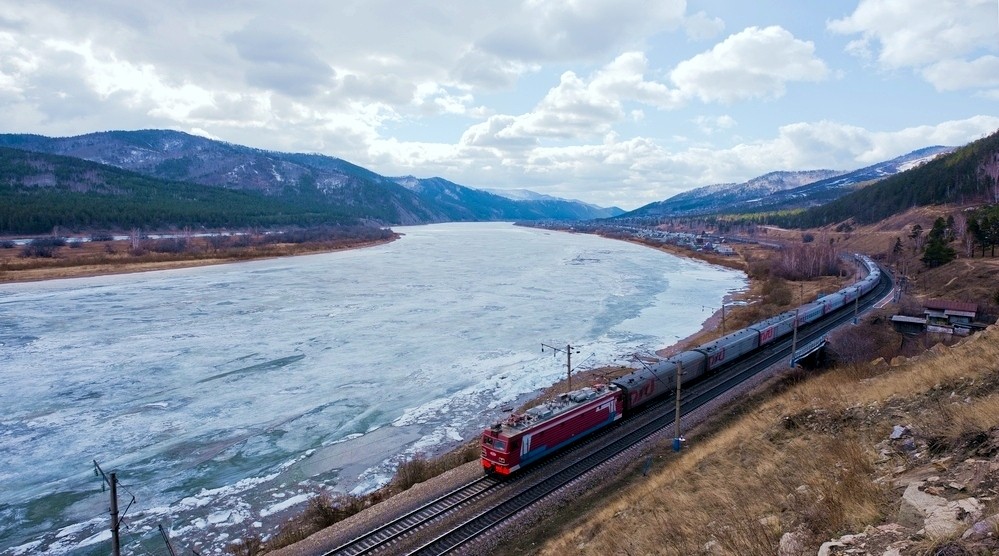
0,222,746,555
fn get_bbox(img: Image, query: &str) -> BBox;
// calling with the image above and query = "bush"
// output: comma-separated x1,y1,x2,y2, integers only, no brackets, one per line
762,278,793,307
29,237,67,248
0,240,15,249
68,241,84,249
147,238,189,253
20,237,65,258
207,235,231,250
89,232,115,242
802,233,815,243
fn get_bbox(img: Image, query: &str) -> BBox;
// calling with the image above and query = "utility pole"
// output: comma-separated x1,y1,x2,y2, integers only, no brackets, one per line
542,343,580,391
94,460,132,556
673,361,683,452
853,294,859,325
721,303,726,334
158,524,178,556
790,308,800,367
109,473,121,556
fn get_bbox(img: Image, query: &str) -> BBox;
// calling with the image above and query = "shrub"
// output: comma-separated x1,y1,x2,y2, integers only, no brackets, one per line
20,237,65,258
207,235,231,250
89,232,115,242
147,238,189,253
0,240,15,249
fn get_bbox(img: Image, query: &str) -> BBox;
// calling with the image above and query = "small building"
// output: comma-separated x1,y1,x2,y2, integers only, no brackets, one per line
715,244,735,255
923,299,978,327
891,299,981,337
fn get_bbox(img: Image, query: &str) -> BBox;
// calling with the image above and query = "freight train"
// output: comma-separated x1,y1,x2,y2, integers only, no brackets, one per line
481,254,882,475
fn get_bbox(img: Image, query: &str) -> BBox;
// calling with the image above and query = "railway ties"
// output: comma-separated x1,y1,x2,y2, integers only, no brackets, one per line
326,476,502,556
411,402,685,555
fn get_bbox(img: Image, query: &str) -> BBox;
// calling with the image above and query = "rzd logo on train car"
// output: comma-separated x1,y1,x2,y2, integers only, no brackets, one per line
708,348,726,367
759,326,776,344
628,380,656,405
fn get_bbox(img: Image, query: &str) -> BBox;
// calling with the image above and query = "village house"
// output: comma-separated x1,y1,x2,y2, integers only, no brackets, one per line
891,299,981,336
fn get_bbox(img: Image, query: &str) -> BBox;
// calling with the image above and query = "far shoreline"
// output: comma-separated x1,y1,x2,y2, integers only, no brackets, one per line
0,234,402,284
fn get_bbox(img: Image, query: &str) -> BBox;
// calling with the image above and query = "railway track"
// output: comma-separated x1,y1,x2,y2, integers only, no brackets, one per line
325,476,502,555
324,269,895,555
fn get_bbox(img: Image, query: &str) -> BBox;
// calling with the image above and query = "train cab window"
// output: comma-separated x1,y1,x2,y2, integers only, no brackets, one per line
492,439,507,451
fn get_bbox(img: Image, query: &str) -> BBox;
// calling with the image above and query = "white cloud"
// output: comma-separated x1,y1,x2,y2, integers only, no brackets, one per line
476,0,686,63
670,26,829,103
682,11,725,41
693,115,737,135
829,0,999,91
920,56,999,93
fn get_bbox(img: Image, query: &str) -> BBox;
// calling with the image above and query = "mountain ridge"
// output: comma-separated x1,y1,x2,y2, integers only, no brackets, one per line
0,129,621,228
619,146,956,219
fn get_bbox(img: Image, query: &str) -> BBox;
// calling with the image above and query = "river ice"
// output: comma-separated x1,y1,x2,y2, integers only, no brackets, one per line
0,222,745,555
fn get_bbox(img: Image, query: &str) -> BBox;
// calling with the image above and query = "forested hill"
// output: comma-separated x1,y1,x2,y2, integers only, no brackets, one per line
0,147,359,234
788,129,999,227
0,129,622,229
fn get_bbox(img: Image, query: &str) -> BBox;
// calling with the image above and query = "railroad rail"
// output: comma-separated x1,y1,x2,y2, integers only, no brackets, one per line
325,476,502,555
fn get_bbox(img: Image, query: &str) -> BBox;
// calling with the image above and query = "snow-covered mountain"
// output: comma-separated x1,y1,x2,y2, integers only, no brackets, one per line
620,146,955,219
624,170,844,218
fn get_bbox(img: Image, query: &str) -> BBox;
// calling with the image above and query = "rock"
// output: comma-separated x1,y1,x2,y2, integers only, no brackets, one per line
817,531,867,555
890,425,908,440
890,356,907,367
962,512,999,540
702,539,723,555
898,481,984,537
817,540,845,556
777,530,807,556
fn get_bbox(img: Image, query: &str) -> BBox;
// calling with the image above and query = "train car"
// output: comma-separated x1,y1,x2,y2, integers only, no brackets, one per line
798,300,826,325
817,291,847,313
695,327,760,372
481,384,624,475
841,285,860,304
613,350,706,412
750,311,796,346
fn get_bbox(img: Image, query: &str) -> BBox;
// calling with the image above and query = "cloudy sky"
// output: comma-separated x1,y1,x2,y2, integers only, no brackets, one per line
2,1,998,209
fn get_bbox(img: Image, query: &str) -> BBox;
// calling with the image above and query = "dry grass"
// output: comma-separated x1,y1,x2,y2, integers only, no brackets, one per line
535,324,999,556
0,235,397,283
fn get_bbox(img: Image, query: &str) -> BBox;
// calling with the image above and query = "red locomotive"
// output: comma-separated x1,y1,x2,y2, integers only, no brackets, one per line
480,384,623,475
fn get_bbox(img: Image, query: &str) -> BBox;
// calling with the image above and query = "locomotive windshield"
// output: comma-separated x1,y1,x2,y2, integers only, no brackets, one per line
483,435,507,451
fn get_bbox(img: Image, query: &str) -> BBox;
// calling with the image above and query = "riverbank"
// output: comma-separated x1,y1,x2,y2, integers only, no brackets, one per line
0,234,399,283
